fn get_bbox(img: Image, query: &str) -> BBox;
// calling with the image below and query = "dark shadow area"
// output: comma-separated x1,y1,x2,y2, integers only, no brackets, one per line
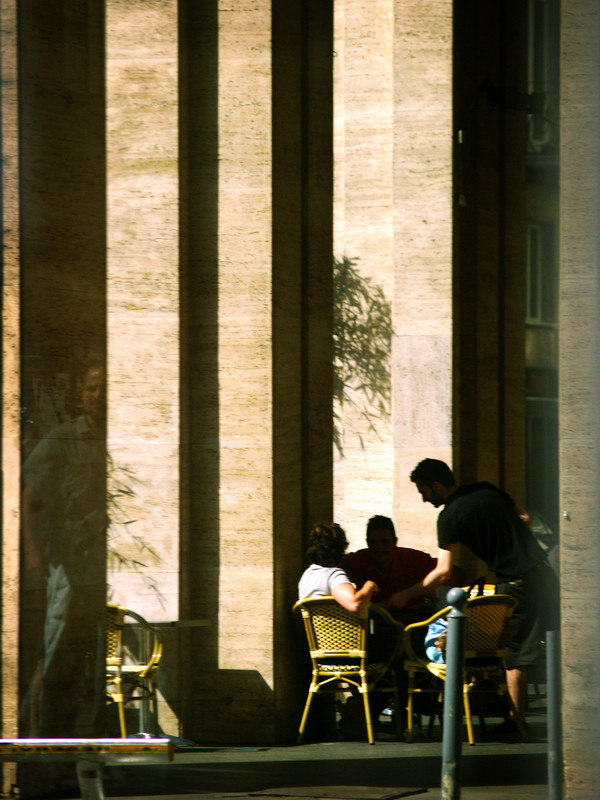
177,0,222,742
272,0,335,742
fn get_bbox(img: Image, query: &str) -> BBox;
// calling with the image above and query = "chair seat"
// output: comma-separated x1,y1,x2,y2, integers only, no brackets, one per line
316,661,388,673
107,665,159,678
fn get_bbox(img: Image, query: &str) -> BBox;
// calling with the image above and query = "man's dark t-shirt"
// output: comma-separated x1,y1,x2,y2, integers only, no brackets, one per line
437,481,546,581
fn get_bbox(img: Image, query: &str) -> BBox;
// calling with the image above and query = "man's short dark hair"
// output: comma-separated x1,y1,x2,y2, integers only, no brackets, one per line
410,458,455,488
366,515,397,542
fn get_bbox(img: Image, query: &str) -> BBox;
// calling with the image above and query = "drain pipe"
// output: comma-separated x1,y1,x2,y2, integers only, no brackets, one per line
546,627,562,800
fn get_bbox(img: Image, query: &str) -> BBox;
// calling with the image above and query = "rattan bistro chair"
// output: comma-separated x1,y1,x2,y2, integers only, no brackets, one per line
403,593,523,744
106,604,163,738
293,597,403,744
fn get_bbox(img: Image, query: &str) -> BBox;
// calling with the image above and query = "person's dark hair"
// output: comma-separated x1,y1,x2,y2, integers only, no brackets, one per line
366,515,397,542
305,521,348,567
410,458,455,488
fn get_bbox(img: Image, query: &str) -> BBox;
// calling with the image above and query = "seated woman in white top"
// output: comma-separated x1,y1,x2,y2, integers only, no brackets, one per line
298,521,378,613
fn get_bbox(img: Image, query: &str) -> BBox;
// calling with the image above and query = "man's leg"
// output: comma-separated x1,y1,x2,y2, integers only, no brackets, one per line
505,665,528,722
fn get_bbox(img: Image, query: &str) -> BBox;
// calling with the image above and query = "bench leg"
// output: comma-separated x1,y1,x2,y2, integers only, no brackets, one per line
76,759,105,800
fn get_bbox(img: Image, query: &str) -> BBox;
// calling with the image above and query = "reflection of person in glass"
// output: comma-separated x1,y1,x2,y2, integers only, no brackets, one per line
21,363,107,737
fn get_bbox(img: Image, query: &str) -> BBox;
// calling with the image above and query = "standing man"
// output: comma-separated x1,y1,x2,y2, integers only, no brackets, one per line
395,458,559,731
21,362,108,739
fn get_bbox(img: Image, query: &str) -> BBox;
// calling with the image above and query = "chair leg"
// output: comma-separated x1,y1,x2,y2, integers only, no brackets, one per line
463,688,475,745
111,676,128,738
393,685,402,738
475,693,487,740
427,698,441,739
76,759,105,800
116,698,127,739
297,688,316,744
405,678,414,742
150,687,159,735
361,688,375,745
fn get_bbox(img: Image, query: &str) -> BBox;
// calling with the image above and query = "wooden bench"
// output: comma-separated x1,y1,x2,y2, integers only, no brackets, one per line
0,737,174,800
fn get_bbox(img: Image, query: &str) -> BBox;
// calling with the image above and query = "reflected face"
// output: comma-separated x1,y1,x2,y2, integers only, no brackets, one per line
366,528,396,571
82,366,106,427
415,480,444,508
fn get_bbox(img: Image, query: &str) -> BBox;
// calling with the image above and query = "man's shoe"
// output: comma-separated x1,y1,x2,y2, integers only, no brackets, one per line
492,718,529,741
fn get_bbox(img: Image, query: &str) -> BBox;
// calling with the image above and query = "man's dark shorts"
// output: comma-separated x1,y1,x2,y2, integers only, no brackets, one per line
497,561,559,670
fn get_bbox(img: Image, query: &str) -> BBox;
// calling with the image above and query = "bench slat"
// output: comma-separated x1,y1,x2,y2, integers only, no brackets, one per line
0,738,174,763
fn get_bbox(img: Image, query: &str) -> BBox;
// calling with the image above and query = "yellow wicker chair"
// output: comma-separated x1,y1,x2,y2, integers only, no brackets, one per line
403,593,523,744
293,597,403,744
106,604,163,738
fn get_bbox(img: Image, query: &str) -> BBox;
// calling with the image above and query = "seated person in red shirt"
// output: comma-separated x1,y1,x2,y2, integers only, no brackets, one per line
344,515,460,622
340,515,450,731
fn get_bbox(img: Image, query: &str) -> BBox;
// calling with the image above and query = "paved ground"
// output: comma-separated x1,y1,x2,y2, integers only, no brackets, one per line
23,705,555,799
95,706,552,800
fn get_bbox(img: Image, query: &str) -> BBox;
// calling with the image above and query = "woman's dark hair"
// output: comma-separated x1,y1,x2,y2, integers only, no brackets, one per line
305,521,348,567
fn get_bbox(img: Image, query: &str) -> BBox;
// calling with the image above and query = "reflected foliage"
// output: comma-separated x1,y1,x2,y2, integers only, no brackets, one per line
107,457,165,606
333,256,392,454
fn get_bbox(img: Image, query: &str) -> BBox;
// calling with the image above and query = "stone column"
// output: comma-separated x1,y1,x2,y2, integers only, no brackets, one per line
559,1,600,794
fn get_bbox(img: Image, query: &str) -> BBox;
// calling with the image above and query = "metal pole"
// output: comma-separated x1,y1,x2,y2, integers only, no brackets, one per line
546,628,562,800
441,588,467,800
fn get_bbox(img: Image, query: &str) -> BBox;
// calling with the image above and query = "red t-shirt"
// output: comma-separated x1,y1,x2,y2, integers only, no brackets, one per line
343,546,437,608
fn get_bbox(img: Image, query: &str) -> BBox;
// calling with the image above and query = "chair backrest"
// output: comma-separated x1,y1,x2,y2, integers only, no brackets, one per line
293,597,368,659
106,604,126,667
106,604,163,675
464,594,517,658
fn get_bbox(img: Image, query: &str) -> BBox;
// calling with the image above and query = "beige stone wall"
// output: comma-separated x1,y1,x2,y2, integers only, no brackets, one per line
392,0,453,553
333,0,395,549
333,0,453,556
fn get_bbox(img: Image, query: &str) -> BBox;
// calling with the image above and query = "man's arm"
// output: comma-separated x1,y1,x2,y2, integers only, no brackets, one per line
22,484,45,577
386,545,456,610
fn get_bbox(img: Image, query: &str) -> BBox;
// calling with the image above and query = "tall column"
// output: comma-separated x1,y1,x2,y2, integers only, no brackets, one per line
393,0,454,547
559,1,600,795
1,0,21,792
181,0,333,743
